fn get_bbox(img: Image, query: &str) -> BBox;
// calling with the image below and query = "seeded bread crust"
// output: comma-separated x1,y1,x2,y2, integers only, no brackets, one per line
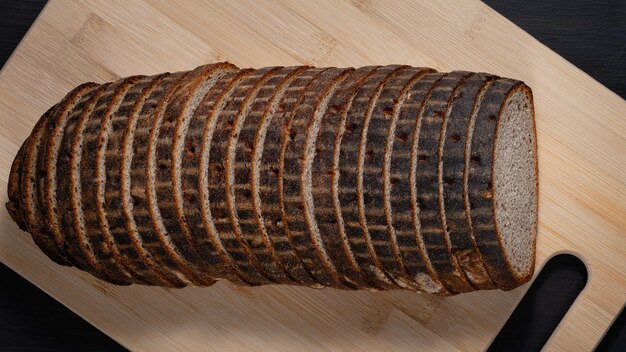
253,68,319,286
337,65,405,290
466,79,536,290
441,73,498,290
281,67,354,289
311,66,380,289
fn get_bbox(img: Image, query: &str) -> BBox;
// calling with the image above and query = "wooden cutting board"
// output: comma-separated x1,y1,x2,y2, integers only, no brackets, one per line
0,1,624,350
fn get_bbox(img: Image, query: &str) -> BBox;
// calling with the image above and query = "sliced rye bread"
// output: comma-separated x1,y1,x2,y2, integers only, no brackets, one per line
336,65,406,290
207,67,280,285
311,66,381,290
80,76,147,284
466,79,537,290
120,73,188,288
415,71,477,293
254,68,320,287
129,71,213,286
36,83,99,267
365,66,433,291
234,66,307,285
441,73,498,290
57,83,131,284
281,67,355,289
154,63,236,285
15,104,70,266
183,69,256,285
103,74,180,286
226,67,302,284
390,72,449,294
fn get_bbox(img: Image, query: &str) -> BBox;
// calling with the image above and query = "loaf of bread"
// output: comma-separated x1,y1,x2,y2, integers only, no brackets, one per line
6,63,538,294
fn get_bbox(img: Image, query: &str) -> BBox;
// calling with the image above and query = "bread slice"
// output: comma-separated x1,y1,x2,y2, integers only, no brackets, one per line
182,70,255,285
226,67,305,284
440,73,498,289
254,68,320,287
311,66,380,289
36,82,99,268
207,68,279,285
153,63,236,286
281,67,354,289
15,104,70,266
363,66,436,291
234,66,306,285
466,79,537,290
390,72,449,294
82,77,149,284
337,65,406,290
112,73,186,287
414,71,477,293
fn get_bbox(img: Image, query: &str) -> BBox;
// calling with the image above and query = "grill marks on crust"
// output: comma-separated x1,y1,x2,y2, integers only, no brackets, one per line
121,73,187,287
155,63,236,286
312,66,379,289
237,67,306,285
209,68,279,285
337,65,404,290
184,70,250,284
466,79,531,290
225,67,292,283
441,73,497,289
253,67,319,286
37,83,99,268
370,67,434,291
18,105,70,266
415,71,475,293
282,67,353,288
81,78,146,284
392,73,448,294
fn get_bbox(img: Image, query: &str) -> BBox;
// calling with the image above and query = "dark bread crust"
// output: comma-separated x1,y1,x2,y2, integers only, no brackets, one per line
311,66,380,289
227,67,302,284
235,66,306,285
281,67,354,289
415,71,476,293
14,104,70,265
58,83,129,283
364,66,432,290
391,72,449,294
441,73,497,290
108,74,183,287
37,83,99,268
183,70,252,285
467,79,536,290
208,68,277,285
254,68,319,286
337,65,406,290
82,76,146,284
154,64,235,285
6,63,536,292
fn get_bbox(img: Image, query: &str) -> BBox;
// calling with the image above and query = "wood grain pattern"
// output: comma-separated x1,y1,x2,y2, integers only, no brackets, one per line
0,1,624,351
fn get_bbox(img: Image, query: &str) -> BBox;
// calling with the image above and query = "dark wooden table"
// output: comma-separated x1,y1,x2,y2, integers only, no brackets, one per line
1,1,624,351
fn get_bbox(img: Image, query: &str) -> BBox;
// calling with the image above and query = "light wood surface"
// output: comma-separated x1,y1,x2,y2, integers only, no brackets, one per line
1,1,624,350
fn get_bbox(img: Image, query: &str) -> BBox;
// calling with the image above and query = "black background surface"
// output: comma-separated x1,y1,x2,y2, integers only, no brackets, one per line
0,0,624,351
